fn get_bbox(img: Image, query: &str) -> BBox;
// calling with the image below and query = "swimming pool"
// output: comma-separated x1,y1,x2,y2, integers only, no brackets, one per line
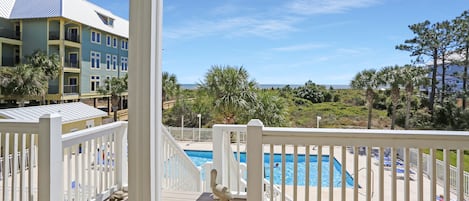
185,150,354,187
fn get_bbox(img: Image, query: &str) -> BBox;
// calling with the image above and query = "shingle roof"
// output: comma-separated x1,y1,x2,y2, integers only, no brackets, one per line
2,0,128,38
0,102,107,123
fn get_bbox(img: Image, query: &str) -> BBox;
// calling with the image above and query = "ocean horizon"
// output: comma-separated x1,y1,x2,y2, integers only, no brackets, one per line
181,84,350,90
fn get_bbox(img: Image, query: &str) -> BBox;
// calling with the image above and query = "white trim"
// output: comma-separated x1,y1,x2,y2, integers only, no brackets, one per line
90,51,101,69
128,0,163,200
90,75,100,92
106,35,112,47
90,30,101,44
121,56,128,72
112,37,117,48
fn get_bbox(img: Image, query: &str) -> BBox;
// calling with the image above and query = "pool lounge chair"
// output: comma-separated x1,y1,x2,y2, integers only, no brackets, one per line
394,167,416,180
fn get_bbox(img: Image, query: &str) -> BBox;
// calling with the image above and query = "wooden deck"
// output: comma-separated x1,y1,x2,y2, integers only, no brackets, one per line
162,191,246,201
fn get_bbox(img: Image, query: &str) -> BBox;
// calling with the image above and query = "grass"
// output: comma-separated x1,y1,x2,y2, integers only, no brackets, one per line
286,100,390,128
423,149,469,172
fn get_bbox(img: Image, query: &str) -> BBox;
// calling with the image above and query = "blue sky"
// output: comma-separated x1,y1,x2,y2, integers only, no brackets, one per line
89,0,468,85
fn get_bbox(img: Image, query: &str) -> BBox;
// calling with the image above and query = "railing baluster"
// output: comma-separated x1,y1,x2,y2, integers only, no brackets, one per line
417,148,423,201
67,147,72,201
12,134,18,201
74,144,79,201
404,147,409,201
444,149,450,201
317,145,322,201
281,144,286,201
341,146,346,201
457,149,464,201
305,145,310,201
353,146,358,201
366,146,371,201
391,147,396,201
3,133,10,201
329,145,334,201
236,130,241,194
28,135,34,201
104,136,109,190
269,144,274,201
111,133,115,187
293,145,298,201
20,134,26,201
85,140,90,200
379,147,384,201
430,148,436,201
96,137,101,196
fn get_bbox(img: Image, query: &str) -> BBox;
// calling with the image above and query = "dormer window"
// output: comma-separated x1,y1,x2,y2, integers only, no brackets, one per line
97,12,114,27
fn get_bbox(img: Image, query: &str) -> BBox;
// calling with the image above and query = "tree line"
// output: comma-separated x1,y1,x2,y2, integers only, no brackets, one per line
352,10,469,130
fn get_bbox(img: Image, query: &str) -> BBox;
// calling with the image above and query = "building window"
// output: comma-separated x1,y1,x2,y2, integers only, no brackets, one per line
121,57,128,72
90,76,100,92
112,55,117,70
106,35,111,46
113,37,117,48
97,12,115,27
121,39,128,50
91,31,101,44
106,54,111,70
91,51,101,69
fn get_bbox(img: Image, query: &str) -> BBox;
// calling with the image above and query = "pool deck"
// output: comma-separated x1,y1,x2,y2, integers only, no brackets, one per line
178,141,455,201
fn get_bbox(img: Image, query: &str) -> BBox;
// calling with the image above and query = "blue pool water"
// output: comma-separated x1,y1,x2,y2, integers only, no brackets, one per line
185,150,354,187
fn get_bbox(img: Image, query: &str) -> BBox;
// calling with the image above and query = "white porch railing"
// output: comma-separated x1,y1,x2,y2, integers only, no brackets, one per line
0,114,201,201
212,124,290,201
61,119,128,201
244,119,469,201
162,126,201,191
0,119,38,201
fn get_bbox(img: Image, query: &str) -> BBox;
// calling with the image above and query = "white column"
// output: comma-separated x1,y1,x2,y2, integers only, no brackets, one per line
246,119,264,201
212,125,224,185
38,114,63,201
128,0,163,200
115,123,128,189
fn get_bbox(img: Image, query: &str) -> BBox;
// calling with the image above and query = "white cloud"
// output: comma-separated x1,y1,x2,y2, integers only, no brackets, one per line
272,43,328,52
286,0,380,15
165,16,300,39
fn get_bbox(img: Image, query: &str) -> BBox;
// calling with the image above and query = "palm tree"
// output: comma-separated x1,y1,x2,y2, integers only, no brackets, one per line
241,91,286,127
27,50,60,80
379,65,403,130
162,72,180,103
0,51,60,106
0,64,47,107
199,65,256,124
351,69,379,129
98,75,128,121
401,65,428,129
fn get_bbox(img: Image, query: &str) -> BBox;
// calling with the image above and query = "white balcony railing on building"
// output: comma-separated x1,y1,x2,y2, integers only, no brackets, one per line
241,119,469,201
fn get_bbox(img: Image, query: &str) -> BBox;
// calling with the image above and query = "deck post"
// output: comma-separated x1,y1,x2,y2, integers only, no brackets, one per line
212,125,225,185
38,114,63,201
115,123,128,190
247,119,264,201
128,0,163,200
